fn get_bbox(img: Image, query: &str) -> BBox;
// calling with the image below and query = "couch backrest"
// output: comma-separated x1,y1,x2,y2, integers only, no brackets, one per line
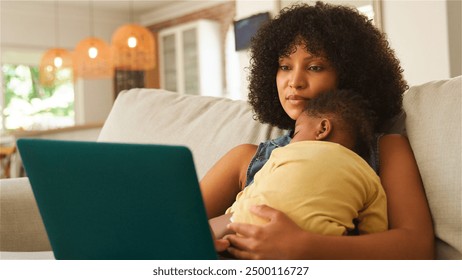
403,76,461,259
97,89,286,179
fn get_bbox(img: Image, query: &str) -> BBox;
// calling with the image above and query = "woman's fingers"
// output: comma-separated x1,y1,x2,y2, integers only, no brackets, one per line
226,243,256,260
224,232,259,260
227,222,259,239
226,204,280,237
249,204,281,220
214,238,230,252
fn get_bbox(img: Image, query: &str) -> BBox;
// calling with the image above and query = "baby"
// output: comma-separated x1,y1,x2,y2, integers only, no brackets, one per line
226,90,388,236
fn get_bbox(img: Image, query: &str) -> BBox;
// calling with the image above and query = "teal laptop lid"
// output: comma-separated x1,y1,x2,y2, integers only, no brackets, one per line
17,139,217,260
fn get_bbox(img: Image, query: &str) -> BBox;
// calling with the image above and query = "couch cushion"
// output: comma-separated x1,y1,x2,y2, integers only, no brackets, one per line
98,89,286,179
0,177,52,252
403,76,461,259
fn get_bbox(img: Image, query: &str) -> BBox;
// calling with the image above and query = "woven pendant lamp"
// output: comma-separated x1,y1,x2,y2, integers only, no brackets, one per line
74,37,112,78
39,48,73,87
39,1,73,86
112,23,155,71
74,1,112,79
111,1,155,71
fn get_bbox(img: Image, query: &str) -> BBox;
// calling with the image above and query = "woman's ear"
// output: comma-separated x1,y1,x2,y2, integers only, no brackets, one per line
315,119,332,140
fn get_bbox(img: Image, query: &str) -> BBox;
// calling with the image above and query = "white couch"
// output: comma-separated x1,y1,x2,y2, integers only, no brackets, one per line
1,76,460,260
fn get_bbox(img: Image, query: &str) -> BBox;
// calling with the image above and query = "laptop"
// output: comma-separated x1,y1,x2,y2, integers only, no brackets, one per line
17,138,217,260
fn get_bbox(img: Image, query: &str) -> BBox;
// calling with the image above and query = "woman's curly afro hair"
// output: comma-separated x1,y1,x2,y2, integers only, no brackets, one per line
247,1,408,131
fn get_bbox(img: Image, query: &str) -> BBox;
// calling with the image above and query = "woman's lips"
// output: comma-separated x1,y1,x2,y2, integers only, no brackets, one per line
286,95,308,105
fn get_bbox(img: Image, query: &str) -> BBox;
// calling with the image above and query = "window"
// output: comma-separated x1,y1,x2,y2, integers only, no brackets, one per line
1,64,74,131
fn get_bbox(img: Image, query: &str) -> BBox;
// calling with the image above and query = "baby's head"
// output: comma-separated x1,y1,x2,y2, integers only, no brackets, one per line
292,90,376,157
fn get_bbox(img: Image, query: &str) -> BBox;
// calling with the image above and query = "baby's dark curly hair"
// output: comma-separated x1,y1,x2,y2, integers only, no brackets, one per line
248,1,408,131
304,89,377,157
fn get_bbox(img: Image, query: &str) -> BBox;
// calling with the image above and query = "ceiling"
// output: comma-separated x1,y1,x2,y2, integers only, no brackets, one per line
20,0,198,15
66,0,173,13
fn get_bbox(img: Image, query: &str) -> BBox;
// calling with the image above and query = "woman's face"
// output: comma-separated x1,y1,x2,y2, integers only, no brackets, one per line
276,45,337,120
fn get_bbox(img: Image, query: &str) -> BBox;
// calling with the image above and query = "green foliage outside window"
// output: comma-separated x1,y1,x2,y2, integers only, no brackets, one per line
1,64,74,131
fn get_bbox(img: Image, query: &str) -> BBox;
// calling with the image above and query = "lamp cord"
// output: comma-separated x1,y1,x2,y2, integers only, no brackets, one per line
129,0,134,24
89,0,95,37
55,0,59,47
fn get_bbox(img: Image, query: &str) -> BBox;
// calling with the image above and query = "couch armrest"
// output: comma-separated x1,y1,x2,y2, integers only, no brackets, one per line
0,177,51,251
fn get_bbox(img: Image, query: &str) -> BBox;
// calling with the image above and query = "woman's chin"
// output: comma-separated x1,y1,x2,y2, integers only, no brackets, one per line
285,108,304,121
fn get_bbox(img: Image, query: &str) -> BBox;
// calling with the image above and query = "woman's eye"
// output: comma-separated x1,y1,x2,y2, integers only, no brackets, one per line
279,65,290,71
308,65,323,72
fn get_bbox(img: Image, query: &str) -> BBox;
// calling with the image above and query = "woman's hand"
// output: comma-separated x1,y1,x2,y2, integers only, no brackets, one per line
210,213,233,253
224,205,308,259
214,238,230,252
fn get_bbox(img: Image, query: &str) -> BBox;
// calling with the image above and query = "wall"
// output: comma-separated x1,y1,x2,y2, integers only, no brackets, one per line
74,79,114,125
235,0,280,100
382,0,455,86
446,0,462,79
1,1,129,64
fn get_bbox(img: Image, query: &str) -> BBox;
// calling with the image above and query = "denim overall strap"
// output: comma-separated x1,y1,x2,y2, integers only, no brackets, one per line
245,132,292,187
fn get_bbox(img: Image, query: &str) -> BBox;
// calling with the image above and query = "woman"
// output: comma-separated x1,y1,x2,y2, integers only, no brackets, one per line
200,2,434,259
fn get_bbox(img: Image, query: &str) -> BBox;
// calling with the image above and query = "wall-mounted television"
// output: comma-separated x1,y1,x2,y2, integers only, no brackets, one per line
233,12,271,51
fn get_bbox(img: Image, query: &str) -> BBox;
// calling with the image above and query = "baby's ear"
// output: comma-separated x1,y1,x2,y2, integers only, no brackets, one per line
316,119,332,140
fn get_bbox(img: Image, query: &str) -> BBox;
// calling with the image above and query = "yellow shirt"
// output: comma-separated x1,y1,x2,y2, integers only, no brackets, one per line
227,141,388,235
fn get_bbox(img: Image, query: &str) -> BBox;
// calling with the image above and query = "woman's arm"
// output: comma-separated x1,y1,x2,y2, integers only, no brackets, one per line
226,134,435,259
200,144,258,219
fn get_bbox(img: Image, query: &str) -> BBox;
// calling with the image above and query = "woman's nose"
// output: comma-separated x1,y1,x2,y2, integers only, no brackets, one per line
289,68,307,89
